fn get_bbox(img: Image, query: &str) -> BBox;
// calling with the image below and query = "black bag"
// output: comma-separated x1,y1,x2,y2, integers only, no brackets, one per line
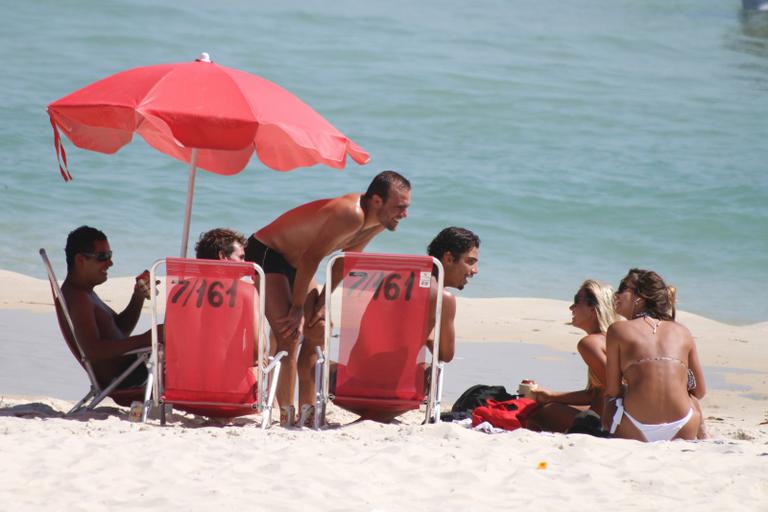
441,385,517,422
565,410,611,438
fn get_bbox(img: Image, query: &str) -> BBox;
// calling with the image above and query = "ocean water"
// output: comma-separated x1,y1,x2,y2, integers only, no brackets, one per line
1,0,766,324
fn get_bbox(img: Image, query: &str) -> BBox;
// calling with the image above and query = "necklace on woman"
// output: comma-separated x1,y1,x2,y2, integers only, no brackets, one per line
636,312,661,334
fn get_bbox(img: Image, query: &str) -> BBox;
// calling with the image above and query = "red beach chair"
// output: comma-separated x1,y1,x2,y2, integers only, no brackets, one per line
316,252,445,426
39,249,152,415
146,258,285,428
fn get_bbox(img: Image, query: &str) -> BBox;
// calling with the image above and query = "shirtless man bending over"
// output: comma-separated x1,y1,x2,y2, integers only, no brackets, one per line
426,227,480,363
61,226,156,389
245,170,411,419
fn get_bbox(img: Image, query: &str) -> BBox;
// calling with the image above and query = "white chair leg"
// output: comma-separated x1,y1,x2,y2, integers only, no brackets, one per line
313,346,325,430
141,369,155,424
261,350,287,429
433,363,445,424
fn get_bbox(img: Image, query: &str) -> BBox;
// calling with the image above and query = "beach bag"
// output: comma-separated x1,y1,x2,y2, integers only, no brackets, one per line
451,385,516,413
565,410,611,438
471,398,540,431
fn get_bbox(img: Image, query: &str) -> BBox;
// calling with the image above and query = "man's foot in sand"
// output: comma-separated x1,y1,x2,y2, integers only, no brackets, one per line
296,404,315,428
280,405,295,427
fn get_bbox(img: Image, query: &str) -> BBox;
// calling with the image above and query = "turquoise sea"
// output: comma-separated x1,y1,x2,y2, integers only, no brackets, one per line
1,1,766,324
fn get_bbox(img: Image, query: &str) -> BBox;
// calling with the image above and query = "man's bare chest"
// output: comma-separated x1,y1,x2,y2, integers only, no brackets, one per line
93,297,119,332
339,226,379,251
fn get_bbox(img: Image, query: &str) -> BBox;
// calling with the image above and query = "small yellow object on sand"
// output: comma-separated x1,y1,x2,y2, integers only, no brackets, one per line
537,461,547,470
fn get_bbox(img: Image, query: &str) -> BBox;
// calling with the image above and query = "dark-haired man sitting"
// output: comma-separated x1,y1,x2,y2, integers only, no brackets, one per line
194,228,246,261
61,225,156,390
331,226,480,423
426,226,480,363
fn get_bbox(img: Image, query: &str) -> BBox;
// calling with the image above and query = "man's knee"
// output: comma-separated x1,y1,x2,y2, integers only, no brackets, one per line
273,332,301,353
303,317,325,342
299,337,322,357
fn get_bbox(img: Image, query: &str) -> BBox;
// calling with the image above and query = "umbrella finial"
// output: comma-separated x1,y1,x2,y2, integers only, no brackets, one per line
196,52,212,63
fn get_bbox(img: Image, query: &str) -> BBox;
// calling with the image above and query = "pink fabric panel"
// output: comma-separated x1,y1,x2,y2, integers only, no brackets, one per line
336,253,433,403
162,259,258,407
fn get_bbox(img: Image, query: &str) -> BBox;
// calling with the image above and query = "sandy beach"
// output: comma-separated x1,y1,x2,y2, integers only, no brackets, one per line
1,269,766,510
4,0,767,509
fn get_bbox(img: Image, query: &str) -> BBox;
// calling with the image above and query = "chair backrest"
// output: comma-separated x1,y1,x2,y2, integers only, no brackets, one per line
150,257,265,415
39,248,100,386
324,252,444,419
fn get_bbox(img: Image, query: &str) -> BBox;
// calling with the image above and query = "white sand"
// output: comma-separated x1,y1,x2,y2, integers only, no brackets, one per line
1,269,766,510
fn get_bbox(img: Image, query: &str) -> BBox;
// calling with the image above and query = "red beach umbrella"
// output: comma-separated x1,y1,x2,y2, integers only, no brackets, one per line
47,52,370,256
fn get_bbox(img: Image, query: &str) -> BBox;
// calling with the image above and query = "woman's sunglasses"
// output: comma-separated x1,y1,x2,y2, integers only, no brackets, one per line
81,250,113,262
573,293,594,305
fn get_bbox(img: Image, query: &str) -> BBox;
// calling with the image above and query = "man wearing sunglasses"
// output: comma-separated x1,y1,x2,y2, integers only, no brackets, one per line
61,225,156,390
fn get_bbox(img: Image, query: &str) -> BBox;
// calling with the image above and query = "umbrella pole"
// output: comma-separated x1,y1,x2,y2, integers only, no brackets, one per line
180,149,198,258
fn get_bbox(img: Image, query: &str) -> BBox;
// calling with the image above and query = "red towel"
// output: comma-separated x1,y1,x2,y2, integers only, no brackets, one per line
471,398,540,431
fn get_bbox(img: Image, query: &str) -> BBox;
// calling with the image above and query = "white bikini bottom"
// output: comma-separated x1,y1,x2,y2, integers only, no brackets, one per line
609,398,693,442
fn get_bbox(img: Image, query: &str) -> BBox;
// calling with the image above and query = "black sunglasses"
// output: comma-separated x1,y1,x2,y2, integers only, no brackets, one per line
573,292,596,306
81,250,113,262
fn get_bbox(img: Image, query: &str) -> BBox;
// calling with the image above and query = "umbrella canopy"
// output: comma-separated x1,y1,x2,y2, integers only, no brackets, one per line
47,53,370,255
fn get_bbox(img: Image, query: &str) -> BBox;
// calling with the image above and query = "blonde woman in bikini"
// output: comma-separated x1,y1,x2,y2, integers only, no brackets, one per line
528,279,617,432
604,269,706,441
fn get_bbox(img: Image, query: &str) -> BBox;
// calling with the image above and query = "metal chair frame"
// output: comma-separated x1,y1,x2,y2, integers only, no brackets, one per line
146,257,285,428
315,252,445,428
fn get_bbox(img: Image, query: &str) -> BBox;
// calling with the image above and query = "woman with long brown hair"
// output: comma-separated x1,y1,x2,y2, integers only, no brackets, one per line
605,269,706,441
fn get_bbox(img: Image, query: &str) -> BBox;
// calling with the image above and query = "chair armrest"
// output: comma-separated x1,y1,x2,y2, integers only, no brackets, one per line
265,350,288,372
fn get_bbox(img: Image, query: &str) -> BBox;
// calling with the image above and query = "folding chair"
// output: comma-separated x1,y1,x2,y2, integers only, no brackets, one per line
39,248,152,415
316,252,445,426
145,258,285,428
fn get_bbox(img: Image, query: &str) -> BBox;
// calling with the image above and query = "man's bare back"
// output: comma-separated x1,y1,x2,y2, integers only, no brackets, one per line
254,194,384,267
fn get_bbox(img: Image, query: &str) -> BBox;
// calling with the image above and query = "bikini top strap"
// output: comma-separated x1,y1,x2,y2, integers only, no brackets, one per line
622,356,687,374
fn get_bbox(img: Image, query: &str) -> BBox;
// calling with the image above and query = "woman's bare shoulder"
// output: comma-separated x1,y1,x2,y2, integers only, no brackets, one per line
664,320,695,345
607,319,632,335
577,335,606,365
666,319,692,333
577,333,605,351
